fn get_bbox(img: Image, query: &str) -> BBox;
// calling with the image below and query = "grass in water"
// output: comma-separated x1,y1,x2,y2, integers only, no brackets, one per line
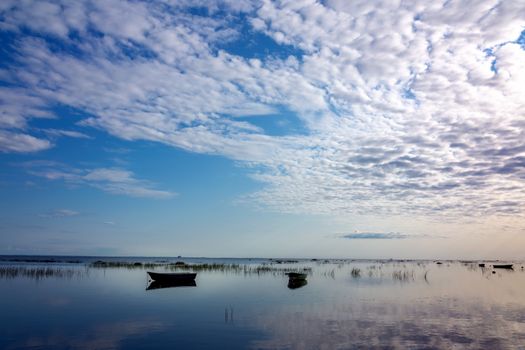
89,261,312,275
392,270,414,281
351,268,361,278
0,266,85,280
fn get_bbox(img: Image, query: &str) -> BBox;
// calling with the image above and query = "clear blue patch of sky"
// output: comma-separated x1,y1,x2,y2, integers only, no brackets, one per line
517,29,525,49
184,4,218,17
216,14,304,61
402,88,416,100
129,139,262,199
158,4,305,61
220,29,304,61
0,31,19,70
482,48,497,73
482,29,525,74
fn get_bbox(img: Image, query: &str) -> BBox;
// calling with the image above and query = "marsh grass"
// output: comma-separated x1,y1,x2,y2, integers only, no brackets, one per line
168,263,312,276
351,268,361,278
0,266,85,280
90,261,163,269
392,269,414,282
347,265,420,282
3,259,441,282
90,260,312,276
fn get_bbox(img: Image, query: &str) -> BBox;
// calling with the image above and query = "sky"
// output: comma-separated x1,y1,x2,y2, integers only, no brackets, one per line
0,0,524,259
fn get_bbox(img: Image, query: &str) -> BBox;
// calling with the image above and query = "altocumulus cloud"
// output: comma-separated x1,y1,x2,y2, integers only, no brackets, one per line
1,0,525,218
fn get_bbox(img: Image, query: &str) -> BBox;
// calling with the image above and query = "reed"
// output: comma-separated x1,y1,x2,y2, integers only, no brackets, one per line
351,268,361,278
0,266,84,279
90,261,164,269
167,263,244,272
392,269,414,281
89,260,312,275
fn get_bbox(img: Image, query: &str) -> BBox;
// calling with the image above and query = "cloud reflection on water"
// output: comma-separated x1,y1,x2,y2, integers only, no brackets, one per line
7,320,166,350
1,260,525,349
252,300,525,349
250,261,525,349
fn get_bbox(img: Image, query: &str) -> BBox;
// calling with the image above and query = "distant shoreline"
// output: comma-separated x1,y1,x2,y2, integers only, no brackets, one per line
0,254,522,264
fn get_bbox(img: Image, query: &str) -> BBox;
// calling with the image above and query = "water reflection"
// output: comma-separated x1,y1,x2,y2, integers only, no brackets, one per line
1,258,525,349
5,320,166,350
287,279,307,289
225,307,234,324
251,299,525,349
146,279,197,290
251,262,525,349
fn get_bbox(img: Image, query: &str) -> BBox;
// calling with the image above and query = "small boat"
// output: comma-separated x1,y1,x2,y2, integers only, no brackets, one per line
478,263,485,267
493,264,513,269
286,272,307,280
147,271,197,282
146,279,196,291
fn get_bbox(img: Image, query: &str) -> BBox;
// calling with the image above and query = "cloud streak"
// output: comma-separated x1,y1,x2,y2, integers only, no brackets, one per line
29,165,175,199
342,232,409,240
38,209,80,218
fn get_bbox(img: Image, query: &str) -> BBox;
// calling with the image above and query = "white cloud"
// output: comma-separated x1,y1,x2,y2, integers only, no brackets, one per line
42,129,91,139
0,130,52,153
29,165,175,199
39,209,79,218
1,0,525,221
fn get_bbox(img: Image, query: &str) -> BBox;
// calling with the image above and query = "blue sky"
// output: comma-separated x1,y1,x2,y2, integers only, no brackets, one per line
1,0,525,258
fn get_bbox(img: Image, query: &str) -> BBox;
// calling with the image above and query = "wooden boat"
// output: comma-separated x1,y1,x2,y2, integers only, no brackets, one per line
146,279,196,291
147,271,197,282
493,264,513,269
286,272,307,280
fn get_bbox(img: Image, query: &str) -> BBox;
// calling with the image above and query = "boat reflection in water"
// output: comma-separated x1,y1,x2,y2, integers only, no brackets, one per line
286,272,308,289
287,278,307,289
146,279,197,290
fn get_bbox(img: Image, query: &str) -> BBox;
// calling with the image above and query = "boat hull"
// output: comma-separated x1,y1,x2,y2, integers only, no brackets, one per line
146,279,196,290
286,272,307,280
147,271,197,282
493,264,513,269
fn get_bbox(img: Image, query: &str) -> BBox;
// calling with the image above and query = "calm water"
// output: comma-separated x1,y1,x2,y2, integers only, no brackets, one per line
1,257,525,349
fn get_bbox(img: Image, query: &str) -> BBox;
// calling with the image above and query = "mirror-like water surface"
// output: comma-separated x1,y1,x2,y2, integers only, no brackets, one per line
1,257,525,349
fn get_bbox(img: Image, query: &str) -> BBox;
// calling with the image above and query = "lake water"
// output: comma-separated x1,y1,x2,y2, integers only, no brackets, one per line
1,256,525,349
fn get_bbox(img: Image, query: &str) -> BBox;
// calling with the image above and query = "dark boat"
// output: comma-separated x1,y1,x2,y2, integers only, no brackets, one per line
478,263,485,267
147,271,197,282
286,272,307,280
146,279,196,291
493,264,513,269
